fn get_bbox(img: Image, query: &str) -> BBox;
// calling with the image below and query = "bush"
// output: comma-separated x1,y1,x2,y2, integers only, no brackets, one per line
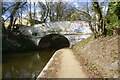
106,13,119,35
2,33,38,53
32,32,38,36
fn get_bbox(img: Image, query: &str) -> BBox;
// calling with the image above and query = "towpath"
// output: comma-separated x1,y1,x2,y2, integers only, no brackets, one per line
58,48,88,78
37,48,88,78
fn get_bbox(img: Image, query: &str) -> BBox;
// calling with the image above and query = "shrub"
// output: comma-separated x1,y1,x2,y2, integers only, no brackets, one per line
32,32,38,36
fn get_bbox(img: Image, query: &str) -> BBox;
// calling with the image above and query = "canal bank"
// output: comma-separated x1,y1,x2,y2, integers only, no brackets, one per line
37,48,62,78
72,35,119,78
37,35,119,78
37,48,88,78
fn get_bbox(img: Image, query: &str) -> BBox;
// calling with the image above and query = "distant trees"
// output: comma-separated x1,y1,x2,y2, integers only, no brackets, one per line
28,1,38,26
2,2,38,54
75,0,120,37
2,2,27,32
2,0,119,37
38,1,79,22
91,0,120,37
7,2,22,30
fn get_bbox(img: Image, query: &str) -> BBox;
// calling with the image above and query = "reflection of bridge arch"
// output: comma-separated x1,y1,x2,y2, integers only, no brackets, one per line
38,34,70,50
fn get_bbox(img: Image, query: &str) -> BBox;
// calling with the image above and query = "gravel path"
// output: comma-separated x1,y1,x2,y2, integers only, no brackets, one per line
58,48,88,78
37,48,88,78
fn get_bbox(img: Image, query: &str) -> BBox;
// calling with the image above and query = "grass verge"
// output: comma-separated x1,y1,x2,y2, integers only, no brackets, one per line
71,36,94,50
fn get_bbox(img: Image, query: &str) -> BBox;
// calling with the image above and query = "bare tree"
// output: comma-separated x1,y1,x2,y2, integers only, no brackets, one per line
7,2,21,30
3,2,27,31
33,2,36,24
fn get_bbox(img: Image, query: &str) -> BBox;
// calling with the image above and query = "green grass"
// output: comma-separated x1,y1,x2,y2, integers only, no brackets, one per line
71,36,94,50
111,52,119,55
92,64,97,70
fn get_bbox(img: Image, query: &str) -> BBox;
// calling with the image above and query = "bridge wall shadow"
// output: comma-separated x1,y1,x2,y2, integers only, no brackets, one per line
38,34,70,51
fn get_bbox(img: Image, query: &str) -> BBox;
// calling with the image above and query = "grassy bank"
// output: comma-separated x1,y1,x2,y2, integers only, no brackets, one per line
72,35,119,78
72,36,94,50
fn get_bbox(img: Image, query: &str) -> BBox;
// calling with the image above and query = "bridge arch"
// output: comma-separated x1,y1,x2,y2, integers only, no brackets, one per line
38,34,70,50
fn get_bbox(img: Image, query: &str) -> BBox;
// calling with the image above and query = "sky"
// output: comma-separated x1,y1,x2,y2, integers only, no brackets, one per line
2,0,119,2
2,0,108,21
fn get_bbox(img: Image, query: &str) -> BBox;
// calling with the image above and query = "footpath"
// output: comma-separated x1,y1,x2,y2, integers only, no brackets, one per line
37,48,88,78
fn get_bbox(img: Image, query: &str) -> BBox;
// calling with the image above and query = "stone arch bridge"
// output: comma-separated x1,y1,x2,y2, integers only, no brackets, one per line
20,21,92,47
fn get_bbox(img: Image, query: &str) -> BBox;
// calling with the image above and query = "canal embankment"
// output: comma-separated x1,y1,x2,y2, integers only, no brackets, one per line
72,35,119,78
37,48,61,78
37,35,119,78
37,48,88,78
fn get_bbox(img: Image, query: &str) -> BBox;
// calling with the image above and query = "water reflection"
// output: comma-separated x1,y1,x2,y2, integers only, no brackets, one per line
2,51,55,78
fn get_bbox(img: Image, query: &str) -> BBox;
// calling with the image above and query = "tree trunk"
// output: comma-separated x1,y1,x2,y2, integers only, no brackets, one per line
2,17,6,34
7,2,21,30
33,2,36,24
92,1,105,36
86,1,98,37
29,1,33,26
44,2,49,23
21,8,22,26
13,18,17,29
101,19,107,35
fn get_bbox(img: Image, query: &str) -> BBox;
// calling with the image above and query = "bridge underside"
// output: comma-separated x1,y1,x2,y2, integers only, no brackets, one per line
38,34,70,50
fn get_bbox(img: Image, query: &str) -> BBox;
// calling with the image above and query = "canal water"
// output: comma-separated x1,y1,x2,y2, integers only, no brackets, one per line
2,34,91,78
2,50,55,78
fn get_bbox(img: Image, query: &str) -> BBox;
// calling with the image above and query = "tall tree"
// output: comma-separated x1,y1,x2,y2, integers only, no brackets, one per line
105,2,120,35
33,2,36,24
91,0,107,36
29,1,33,25
7,2,21,30
2,2,27,31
